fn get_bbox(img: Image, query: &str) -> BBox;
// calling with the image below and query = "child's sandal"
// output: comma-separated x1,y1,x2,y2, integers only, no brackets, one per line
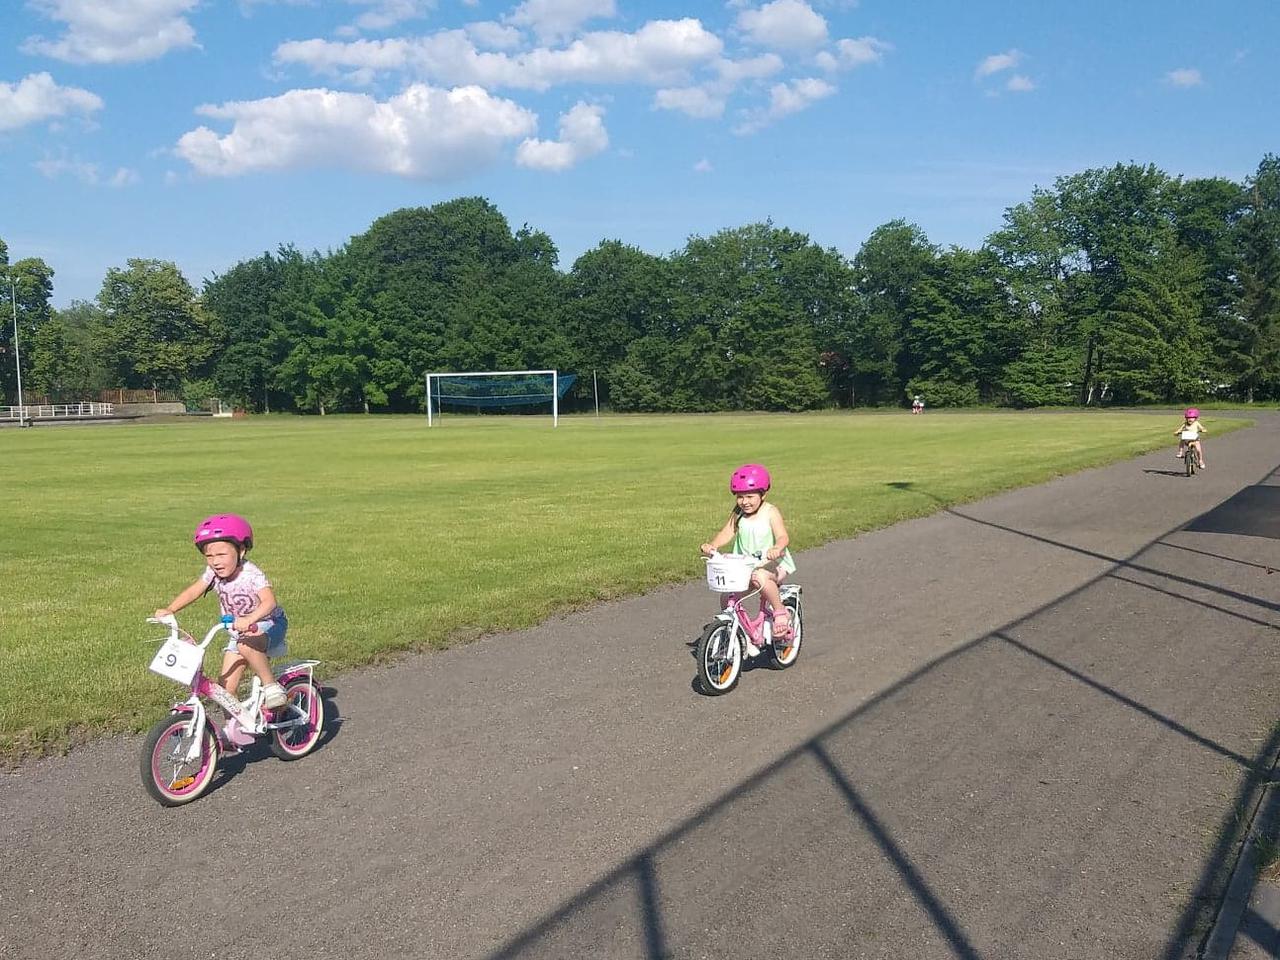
771,610,794,640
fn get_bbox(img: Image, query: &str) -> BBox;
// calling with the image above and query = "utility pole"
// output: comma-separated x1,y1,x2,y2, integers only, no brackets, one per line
9,275,26,427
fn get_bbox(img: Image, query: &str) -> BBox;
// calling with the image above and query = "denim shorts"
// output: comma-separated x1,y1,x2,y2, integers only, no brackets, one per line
223,616,288,659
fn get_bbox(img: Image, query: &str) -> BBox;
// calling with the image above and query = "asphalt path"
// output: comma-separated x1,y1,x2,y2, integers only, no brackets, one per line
5,417,1280,960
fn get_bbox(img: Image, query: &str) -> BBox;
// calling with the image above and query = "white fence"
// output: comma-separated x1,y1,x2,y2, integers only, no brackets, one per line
0,402,115,421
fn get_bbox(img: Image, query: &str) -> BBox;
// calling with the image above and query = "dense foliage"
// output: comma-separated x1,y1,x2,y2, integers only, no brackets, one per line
3,157,1278,412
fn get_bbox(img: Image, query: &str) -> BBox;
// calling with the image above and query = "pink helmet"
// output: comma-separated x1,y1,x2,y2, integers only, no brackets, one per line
193,514,254,553
1184,407,1200,419
730,464,771,494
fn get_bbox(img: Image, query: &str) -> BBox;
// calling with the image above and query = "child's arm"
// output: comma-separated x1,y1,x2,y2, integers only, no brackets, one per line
700,514,738,556
155,578,208,618
232,587,277,633
765,507,791,561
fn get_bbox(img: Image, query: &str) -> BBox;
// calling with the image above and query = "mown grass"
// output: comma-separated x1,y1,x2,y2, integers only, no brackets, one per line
0,410,1247,758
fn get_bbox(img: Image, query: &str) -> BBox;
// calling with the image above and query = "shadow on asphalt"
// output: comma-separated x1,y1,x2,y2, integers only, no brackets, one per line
483,473,1280,960
199,685,343,797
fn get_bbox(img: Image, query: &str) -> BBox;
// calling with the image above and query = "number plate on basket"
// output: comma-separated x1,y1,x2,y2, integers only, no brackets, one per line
149,638,202,684
1180,430,1198,441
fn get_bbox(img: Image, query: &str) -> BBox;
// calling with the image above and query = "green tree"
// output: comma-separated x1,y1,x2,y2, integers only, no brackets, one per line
97,259,213,389
845,221,937,405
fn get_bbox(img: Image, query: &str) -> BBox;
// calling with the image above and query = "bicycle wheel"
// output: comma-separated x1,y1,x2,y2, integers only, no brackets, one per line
696,622,741,695
770,597,804,669
1186,449,1196,477
141,714,218,806
270,678,326,760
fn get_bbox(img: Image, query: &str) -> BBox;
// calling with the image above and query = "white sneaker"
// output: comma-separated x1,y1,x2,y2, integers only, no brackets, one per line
262,683,288,709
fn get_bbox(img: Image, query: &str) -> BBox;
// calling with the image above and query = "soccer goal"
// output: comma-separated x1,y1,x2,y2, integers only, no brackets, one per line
424,370,576,426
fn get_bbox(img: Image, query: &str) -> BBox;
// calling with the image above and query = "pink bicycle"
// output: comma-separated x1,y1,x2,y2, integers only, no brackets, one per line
141,614,325,806
697,553,804,695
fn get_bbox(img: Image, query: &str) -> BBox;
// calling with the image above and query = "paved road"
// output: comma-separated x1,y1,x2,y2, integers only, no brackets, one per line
5,418,1280,960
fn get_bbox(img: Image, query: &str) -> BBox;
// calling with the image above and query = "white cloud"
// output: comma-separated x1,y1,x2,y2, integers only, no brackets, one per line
33,156,139,187
175,84,537,179
734,76,834,134
23,0,199,64
1165,67,1202,87
737,0,828,52
274,19,723,90
1006,74,1035,92
654,86,725,118
342,0,435,34
975,49,1022,78
466,21,524,50
715,53,784,84
0,72,103,131
653,54,781,120
693,157,712,173
507,0,616,43
516,101,608,170
816,35,891,71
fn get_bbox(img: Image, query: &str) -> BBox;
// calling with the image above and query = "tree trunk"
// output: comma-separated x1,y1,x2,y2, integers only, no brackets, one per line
319,401,326,416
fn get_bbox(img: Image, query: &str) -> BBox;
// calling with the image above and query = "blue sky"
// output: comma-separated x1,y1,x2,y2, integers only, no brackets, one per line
2,0,1277,306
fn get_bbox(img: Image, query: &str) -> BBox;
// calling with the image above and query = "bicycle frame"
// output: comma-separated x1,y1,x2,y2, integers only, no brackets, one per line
148,616,319,761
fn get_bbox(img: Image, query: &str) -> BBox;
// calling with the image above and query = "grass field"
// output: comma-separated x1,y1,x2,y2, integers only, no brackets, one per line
0,410,1246,759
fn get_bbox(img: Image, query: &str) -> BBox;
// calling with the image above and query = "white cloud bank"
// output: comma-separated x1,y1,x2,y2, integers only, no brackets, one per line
816,36,891,71
0,72,103,131
737,0,828,52
507,0,616,43
23,0,199,64
274,18,723,90
516,101,608,170
734,76,834,134
175,84,537,178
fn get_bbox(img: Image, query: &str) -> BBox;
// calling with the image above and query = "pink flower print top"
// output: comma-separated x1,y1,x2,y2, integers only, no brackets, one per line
201,561,285,620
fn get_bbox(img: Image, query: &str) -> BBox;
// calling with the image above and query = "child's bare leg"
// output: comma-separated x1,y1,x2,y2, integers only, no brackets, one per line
1194,440,1205,465
218,651,249,696
235,637,277,688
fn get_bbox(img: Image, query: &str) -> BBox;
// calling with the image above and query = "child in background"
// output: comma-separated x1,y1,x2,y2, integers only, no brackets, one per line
700,464,796,656
1175,408,1207,469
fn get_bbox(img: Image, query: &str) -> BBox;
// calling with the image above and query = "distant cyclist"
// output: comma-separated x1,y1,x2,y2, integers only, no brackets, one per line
1175,408,1207,469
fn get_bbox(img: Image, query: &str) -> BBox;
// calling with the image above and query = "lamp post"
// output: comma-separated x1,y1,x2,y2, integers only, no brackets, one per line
9,275,26,427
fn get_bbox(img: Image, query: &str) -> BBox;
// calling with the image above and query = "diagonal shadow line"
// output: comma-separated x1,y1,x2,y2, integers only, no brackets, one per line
489,465,1280,959
636,853,669,960
995,633,1257,771
810,742,984,960
946,507,1280,616
1155,540,1277,574
1106,570,1280,632
1172,722,1280,960
1239,906,1280,951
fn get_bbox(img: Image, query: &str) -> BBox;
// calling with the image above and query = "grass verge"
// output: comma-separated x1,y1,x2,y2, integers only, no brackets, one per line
0,410,1247,759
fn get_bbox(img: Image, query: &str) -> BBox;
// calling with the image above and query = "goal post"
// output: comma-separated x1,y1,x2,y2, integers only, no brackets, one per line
425,370,572,426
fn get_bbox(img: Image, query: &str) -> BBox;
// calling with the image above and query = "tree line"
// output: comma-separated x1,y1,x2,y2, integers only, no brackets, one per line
2,155,1277,413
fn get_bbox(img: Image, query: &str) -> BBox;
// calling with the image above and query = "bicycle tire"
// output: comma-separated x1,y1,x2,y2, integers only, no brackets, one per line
696,621,741,695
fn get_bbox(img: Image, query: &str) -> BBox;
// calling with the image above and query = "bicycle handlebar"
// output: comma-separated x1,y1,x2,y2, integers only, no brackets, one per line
145,614,235,650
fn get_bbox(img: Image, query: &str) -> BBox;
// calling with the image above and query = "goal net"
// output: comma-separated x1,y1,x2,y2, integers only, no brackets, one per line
425,370,576,426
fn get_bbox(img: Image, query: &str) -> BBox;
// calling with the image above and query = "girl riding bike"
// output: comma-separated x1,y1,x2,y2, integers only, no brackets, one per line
154,514,289,709
699,464,796,657
1175,408,1207,470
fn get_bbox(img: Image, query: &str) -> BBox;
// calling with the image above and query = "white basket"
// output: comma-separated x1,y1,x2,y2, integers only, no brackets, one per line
149,637,203,685
1180,430,1199,441
705,553,756,593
